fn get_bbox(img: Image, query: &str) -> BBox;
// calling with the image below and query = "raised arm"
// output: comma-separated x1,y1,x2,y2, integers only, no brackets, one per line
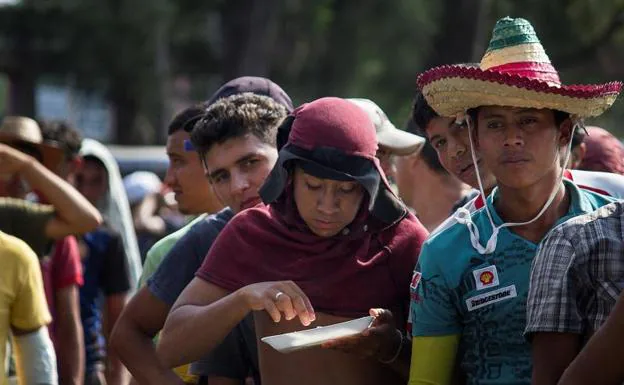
0,143,102,237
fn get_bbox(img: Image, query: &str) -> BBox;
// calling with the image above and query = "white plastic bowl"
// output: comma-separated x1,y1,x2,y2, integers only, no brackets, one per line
261,316,374,354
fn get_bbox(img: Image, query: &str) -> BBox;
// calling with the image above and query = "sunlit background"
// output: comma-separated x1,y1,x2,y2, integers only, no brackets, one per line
3,0,624,144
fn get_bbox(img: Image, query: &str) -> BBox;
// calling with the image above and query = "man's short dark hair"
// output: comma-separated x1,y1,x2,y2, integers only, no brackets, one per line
571,125,586,149
39,120,82,160
167,102,211,135
190,93,286,163
405,118,448,175
412,90,439,137
420,141,449,175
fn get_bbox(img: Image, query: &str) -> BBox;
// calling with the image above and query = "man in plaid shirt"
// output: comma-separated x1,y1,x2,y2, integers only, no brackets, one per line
526,200,624,385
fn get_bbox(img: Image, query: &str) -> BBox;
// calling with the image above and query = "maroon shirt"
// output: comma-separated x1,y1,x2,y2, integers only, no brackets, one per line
197,204,428,318
41,236,83,346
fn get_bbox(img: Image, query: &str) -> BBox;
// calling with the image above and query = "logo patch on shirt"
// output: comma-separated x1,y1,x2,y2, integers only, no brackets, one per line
410,271,422,290
466,284,517,311
472,265,500,290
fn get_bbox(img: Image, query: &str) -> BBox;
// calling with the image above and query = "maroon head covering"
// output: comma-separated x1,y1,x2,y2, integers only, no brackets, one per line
197,97,428,318
260,97,406,225
579,126,624,175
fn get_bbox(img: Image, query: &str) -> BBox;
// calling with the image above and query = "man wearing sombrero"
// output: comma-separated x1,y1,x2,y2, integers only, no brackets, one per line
410,89,624,233
408,17,621,385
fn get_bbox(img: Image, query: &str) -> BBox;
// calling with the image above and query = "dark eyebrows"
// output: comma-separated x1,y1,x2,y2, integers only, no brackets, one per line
167,152,183,160
516,108,539,113
235,154,257,166
429,134,442,143
207,153,259,180
482,108,540,120
479,112,506,120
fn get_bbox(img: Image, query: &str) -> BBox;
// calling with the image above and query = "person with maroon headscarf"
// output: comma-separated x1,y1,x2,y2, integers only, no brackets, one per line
578,126,624,175
157,97,429,385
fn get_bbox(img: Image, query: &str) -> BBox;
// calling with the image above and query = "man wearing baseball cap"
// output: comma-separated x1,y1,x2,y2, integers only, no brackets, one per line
348,98,424,180
111,77,292,385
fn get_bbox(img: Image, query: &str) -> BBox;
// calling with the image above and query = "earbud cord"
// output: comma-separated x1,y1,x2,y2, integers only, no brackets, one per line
453,115,577,254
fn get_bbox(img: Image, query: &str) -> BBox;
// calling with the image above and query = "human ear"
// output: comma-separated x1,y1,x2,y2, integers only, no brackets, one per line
570,143,587,169
558,119,574,147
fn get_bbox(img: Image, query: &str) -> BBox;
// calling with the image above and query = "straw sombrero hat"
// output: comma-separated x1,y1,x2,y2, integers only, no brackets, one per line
0,116,64,170
418,17,622,118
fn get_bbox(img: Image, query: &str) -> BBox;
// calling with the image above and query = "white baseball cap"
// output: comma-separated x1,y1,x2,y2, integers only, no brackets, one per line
123,171,162,205
348,98,425,156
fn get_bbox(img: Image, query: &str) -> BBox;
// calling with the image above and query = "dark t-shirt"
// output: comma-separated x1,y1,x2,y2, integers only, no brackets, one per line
80,225,131,372
147,208,259,382
190,313,257,381
0,197,54,258
147,208,233,306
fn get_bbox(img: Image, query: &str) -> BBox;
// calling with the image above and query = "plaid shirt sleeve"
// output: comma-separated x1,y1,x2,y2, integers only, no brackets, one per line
525,227,583,336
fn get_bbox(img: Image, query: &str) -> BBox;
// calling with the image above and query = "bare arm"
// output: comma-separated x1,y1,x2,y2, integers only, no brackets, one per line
0,144,102,237
105,293,131,385
531,332,581,385
558,295,624,385
156,278,241,368
157,278,315,368
23,162,102,238
110,287,184,385
55,285,85,385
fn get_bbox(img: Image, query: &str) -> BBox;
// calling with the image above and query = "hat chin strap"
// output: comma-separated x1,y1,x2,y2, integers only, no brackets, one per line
453,115,576,255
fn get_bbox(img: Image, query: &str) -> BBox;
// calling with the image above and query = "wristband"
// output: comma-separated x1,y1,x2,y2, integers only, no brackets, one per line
379,329,404,364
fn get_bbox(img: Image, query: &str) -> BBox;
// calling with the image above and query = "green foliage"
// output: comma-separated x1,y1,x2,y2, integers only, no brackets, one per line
0,0,623,142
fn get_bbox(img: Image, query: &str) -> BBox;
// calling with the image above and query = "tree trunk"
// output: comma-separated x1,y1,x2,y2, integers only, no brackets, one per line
110,82,140,145
425,0,483,68
7,70,36,117
314,0,358,97
154,14,171,144
220,0,280,80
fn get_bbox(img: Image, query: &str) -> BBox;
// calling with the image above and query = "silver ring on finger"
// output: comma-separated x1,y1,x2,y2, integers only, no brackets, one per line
274,291,285,301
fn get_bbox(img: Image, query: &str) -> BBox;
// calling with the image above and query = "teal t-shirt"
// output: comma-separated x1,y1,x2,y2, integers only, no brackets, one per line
138,214,206,287
409,180,613,385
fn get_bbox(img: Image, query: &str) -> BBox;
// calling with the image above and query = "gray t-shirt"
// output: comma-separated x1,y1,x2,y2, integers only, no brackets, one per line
147,208,233,306
147,207,259,382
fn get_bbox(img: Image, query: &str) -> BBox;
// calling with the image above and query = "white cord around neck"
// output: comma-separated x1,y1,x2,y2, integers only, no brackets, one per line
453,115,577,254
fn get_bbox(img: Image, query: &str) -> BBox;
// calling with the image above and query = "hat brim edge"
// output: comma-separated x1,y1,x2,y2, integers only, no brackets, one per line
0,133,65,170
418,65,622,118
377,128,425,155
